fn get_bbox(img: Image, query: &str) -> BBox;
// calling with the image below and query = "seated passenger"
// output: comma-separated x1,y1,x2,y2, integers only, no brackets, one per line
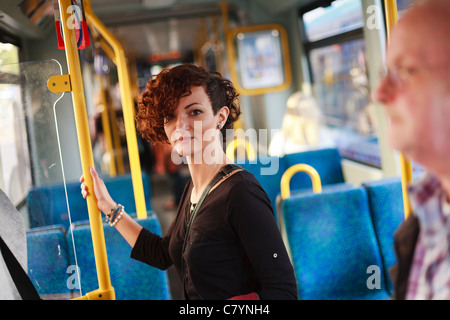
269,90,334,156
81,64,298,300
375,0,450,300
0,188,35,299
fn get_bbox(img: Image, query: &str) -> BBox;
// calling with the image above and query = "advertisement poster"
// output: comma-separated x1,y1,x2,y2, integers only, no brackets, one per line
237,29,284,89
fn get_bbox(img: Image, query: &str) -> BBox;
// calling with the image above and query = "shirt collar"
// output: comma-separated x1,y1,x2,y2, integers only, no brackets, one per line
408,172,449,246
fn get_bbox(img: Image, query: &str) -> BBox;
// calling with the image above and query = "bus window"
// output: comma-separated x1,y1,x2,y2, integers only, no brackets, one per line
301,0,378,167
397,0,414,17
0,42,33,205
303,0,364,42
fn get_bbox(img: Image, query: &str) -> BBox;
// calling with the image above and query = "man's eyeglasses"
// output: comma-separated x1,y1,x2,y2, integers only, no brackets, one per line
380,63,450,89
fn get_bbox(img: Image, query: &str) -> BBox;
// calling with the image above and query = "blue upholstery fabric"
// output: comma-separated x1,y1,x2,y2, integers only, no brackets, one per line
26,225,71,296
282,148,345,191
289,182,355,198
66,214,171,300
239,156,285,221
363,177,405,294
27,173,152,230
281,187,390,300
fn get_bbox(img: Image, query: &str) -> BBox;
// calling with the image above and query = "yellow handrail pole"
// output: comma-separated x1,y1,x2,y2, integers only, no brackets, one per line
280,164,322,200
99,38,117,64
58,0,114,299
84,0,147,219
97,74,117,177
106,86,126,175
226,138,256,161
384,0,413,219
221,1,239,95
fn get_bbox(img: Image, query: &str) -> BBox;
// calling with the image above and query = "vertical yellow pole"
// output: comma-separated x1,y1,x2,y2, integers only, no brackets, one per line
220,2,237,90
384,0,413,219
58,0,114,299
84,0,147,219
97,74,117,177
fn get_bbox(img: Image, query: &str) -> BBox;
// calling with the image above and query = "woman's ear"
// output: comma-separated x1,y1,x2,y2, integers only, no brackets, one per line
217,106,230,128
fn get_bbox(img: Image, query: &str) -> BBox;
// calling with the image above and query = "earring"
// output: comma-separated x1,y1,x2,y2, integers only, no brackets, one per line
217,123,222,129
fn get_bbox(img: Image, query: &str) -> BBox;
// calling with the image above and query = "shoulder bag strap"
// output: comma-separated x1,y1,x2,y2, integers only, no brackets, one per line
0,235,41,300
181,164,242,295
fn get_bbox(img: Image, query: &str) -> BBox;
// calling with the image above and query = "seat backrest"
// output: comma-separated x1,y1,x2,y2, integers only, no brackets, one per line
26,225,71,298
362,177,405,294
282,148,345,192
239,156,284,220
280,186,390,300
66,214,171,300
27,173,152,230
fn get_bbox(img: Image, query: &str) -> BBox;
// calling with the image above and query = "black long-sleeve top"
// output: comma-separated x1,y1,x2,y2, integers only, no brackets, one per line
130,170,298,300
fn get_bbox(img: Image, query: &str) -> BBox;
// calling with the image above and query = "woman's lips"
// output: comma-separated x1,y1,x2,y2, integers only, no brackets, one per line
173,136,193,143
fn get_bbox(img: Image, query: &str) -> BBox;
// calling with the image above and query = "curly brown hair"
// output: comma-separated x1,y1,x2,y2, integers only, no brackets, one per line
136,64,241,144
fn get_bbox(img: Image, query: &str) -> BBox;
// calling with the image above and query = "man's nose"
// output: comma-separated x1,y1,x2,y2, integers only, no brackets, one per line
374,76,394,105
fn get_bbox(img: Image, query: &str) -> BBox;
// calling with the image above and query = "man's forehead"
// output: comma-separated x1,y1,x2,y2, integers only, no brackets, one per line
387,17,449,67
386,25,423,66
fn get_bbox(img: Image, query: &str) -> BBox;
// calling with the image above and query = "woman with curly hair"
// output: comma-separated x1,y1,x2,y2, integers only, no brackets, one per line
81,64,297,300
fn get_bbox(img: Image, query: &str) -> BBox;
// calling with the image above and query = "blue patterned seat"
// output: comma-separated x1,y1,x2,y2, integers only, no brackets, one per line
280,186,390,300
27,173,152,230
26,225,72,298
362,177,405,295
282,148,345,192
66,214,171,300
239,156,285,221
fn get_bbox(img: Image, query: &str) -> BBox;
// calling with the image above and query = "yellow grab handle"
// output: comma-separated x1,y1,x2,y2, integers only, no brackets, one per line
226,138,256,161
280,164,322,200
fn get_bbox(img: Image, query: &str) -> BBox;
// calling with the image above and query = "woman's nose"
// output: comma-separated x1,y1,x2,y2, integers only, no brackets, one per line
175,113,189,130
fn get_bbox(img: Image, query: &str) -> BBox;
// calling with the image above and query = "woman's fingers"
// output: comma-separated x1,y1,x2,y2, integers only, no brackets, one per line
90,166,99,181
79,166,115,214
80,182,88,198
79,167,97,199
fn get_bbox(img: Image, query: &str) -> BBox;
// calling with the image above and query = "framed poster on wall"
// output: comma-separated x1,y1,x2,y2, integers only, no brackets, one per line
227,24,291,95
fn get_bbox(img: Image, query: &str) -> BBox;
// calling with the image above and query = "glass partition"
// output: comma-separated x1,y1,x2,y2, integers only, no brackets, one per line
0,59,82,299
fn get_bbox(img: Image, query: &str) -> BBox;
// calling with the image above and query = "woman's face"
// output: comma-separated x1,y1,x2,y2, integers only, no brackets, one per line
164,86,229,162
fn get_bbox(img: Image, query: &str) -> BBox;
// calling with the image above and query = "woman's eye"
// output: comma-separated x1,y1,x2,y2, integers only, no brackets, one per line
190,109,202,116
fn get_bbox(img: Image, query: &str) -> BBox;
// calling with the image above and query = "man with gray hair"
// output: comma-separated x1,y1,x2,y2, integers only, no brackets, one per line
375,0,450,299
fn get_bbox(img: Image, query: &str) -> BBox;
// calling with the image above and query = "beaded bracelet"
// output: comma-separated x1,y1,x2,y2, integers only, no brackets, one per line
106,204,120,220
106,204,124,227
109,206,124,227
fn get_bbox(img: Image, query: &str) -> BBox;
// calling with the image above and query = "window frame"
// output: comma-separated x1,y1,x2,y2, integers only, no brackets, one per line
297,0,382,168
